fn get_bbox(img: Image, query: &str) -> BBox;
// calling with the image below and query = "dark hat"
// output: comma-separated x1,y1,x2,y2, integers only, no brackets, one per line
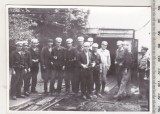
141,46,148,51
47,39,53,43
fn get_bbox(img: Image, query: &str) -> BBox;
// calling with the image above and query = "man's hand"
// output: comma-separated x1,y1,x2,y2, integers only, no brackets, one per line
51,62,53,65
119,63,123,66
28,68,31,72
91,62,96,67
12,69,16,75
81,64,88,69
124,68,128,74
24,69,27,74
115,61,117,64
62,66,65,70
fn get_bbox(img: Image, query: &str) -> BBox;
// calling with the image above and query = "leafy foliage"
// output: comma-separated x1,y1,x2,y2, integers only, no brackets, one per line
9,8,90,46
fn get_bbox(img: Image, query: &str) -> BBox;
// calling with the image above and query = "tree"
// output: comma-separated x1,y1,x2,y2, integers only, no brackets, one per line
9,8,90,46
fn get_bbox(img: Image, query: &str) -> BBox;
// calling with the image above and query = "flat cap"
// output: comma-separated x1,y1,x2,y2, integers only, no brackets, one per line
66,38,73,43
84,42,90,47
77,36,84,42
141,46,148,51
55,37,62,43
87,37,93,42
92,43,98,48
47,39,53,43
23,41,29,46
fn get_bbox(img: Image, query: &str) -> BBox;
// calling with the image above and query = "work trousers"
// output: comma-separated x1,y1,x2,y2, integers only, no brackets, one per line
43,67,53,92
30,66,39,91
64,69,75,92
138,69,149,99
23,71,31,92
93,70,101,94
115,66,124,88
116,69,131,96
50,69,64,93
80,69,93,96
73,68,81,93
10,69,24,97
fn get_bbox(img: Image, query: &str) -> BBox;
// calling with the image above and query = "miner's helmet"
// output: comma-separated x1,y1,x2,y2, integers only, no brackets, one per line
92,43,99,48
31,39,39,45
55,37,62,43
87,37,93,42
117,40,123,45
83,42,90,47
66,38,73,44
101,41,108,46
77,36,84,42
15,41,23,47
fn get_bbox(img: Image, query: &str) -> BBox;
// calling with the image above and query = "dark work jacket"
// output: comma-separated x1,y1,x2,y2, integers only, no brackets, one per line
29,47,40,68
123,50,133,69
75,45,84,68
51,46,66,70
41,46,53,69
115,47,127,67
10,50,26,70
78,51,94,70
23,50,32,69
92,52,101,71
65,47,77,70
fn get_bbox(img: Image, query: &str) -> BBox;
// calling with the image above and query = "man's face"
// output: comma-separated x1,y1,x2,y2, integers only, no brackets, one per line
141,49,147,54
23,45,29,50
67,43,72,48
92,47,98,52
84,45,90,52
48,42,53,47
101,43,107,50
16,45,22,51
89,41,93,46
78,41,84,46
117,44,122,48
55,42,61,47
32,43,38,48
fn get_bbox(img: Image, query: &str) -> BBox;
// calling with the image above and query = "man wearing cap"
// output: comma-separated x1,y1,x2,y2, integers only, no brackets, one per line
78,42,94,99
51,37,66,95
91,43,102,97
64,38,77,94
87,37,94,51
29,39,40,93
22,41,32,96
114,41,133,100
115,40,128,89
41,39,54,94
98,41,111,94
10,41,26,100
138,46,150,101
74,36,84,95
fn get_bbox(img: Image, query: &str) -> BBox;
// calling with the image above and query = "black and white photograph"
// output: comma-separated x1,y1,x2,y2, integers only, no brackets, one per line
7,6,151,112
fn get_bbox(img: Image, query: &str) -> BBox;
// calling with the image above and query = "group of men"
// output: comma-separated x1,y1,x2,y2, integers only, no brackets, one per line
10,36,150,102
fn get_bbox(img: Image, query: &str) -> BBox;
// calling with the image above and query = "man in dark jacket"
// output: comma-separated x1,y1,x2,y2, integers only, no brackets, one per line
41,39,54,94
10,41,26,100
64,38,77,93
74,36,84,95
22,41,32,96
92,43,102,97
50,37,66,95
29,39,40,93
114,41,133,100
78,42,94,100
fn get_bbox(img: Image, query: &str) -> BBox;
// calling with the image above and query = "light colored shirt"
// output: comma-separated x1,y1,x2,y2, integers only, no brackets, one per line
98,48,111,68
